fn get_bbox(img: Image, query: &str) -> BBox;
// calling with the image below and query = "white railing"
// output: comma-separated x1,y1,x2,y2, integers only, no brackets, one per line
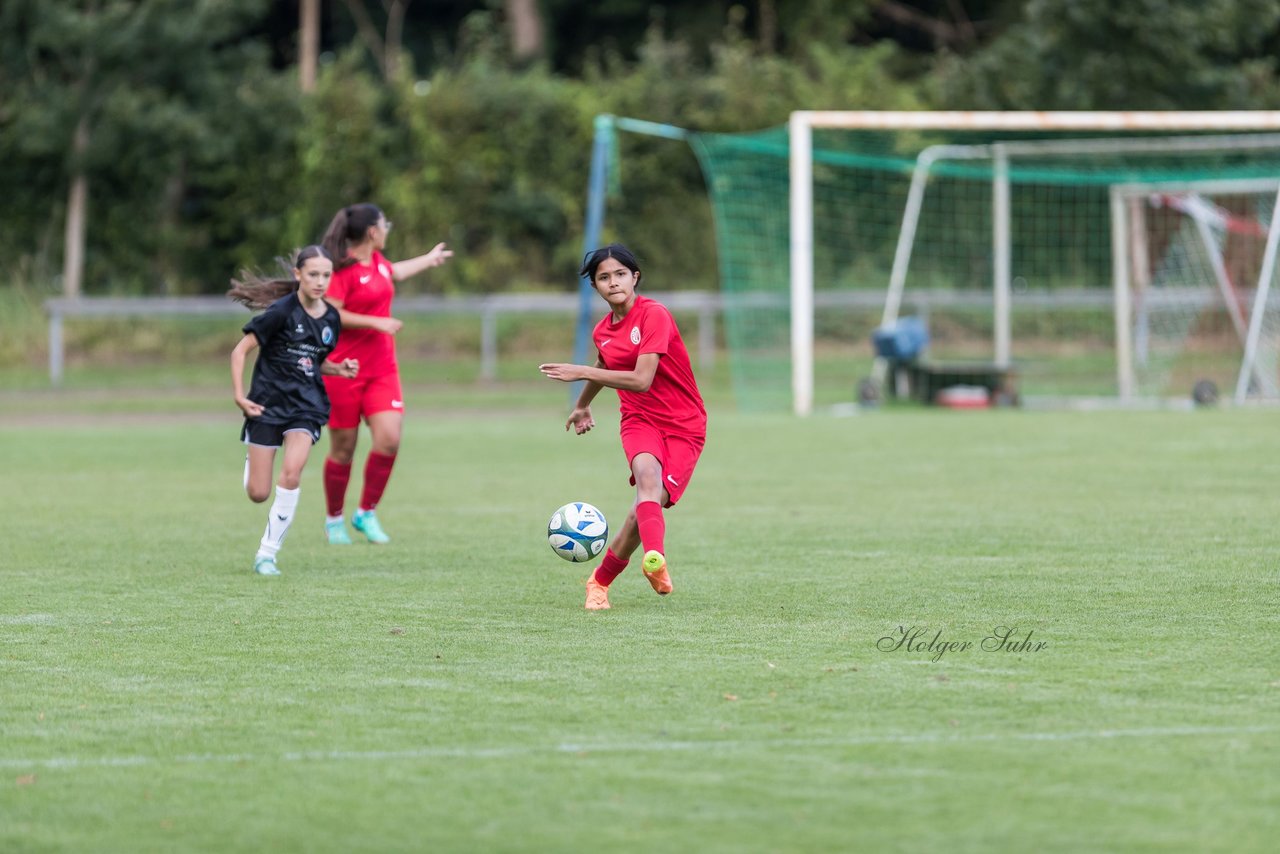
45,291,725,386
43,289,1126,386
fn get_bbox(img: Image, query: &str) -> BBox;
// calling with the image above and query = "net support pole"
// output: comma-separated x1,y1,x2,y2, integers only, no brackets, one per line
49,307,64,387
874,149,940,386
875,145,991,384
993,144,1012,368
1191,214,1250,343
1189,204,1273,395
1105,188,1136,402
1235,186,1280,401
1129,198,1151,367
1110,186,1135,401
789,112,814,416
571,114,615,404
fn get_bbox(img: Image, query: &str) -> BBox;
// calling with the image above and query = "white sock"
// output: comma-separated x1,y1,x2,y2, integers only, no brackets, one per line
326,513,344,524
258,485,300,558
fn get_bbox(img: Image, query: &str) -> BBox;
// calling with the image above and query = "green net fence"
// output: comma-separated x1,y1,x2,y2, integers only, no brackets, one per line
688,127,1280,410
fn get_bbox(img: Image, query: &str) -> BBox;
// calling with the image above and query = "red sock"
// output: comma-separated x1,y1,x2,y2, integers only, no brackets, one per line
593,549,629,587
323,457,352,517
359,451,397,512
635,500,666,556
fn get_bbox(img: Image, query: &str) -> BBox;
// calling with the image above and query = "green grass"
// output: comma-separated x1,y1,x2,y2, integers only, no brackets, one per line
2,394,1279,852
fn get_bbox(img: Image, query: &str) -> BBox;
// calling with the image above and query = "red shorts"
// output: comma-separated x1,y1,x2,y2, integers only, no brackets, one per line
324,371,404,429
620,418,705,508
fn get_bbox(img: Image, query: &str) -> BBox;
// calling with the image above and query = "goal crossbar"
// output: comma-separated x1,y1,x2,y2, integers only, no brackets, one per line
789,111,1280,415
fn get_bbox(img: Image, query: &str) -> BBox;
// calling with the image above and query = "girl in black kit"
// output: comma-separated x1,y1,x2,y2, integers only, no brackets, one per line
228,245,359,576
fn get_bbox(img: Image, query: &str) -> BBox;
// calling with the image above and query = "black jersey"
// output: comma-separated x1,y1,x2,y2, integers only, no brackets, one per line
242,294,341,425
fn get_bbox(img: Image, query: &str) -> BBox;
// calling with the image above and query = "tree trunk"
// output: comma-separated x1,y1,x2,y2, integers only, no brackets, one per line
505,0,544,63
342,0,385,73
63,115,90,299
157,158,186,294
384,0,409,79
758,0,777,54
300,0,319,92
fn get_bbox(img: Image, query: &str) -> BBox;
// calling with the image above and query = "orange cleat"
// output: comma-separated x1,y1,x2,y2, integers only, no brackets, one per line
642,550,673,595
585,576,611,610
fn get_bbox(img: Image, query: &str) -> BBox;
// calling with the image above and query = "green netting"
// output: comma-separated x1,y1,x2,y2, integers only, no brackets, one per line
688,126,1280,409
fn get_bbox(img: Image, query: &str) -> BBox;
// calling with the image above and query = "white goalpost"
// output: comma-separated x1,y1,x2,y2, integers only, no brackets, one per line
787,111,1280,415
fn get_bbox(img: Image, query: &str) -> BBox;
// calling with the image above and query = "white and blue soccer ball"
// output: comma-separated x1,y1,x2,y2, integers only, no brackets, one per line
547,502,608,562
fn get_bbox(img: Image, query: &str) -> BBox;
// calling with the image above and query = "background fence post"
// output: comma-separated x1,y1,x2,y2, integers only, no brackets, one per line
480,301,498,381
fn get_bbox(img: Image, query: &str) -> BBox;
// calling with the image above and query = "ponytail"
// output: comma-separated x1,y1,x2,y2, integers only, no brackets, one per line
227,245,333,310
321,202,383,270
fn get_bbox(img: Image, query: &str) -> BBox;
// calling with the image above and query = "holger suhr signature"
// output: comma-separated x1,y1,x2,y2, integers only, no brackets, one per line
877,625,1048,662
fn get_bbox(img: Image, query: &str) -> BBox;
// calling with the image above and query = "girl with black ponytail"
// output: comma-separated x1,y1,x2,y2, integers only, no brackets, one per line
317,203,453,545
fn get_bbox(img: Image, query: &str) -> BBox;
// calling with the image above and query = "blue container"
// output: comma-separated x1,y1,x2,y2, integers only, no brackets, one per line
872,317,929,361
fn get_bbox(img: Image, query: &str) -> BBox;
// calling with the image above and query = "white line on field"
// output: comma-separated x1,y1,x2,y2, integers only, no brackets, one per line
1,724,1274,770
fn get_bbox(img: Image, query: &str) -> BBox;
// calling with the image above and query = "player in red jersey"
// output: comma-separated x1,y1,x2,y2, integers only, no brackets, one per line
540,244,707,610
318,203,453,545
228,245,359,576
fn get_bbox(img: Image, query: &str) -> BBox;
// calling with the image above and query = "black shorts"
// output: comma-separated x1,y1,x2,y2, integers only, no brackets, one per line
241,418,323,447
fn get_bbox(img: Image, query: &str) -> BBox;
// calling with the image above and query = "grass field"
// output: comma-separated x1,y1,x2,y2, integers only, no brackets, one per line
3,384,1279,852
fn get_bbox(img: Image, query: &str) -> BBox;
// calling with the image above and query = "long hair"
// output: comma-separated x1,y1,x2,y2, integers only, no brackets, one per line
321,203,383,270
579,243,642,286
227,245,332,310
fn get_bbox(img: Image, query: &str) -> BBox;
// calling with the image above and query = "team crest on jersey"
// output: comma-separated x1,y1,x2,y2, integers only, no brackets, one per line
298,356,315,377
630,326,641,345
322,326,334,345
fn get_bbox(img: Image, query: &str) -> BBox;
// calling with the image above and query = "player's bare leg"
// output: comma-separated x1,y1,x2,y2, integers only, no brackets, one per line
631,454,673,595
244,445,277,504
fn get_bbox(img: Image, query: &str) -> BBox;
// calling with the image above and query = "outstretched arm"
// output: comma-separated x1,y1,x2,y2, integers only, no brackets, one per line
327,298,403,336
540,352,660,394
392,243,453,281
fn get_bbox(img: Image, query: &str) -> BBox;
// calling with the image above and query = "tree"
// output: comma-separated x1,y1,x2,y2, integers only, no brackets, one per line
300,0,320,92
941,0,1280,109
340,0,413,80
505,0,545,63
0,0,278,294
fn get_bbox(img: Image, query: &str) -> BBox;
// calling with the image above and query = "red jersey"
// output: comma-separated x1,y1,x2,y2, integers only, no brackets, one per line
593,296,706,437
327,250,397,376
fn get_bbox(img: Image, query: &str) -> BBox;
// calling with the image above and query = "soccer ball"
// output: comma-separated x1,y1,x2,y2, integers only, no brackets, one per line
547,502,608,562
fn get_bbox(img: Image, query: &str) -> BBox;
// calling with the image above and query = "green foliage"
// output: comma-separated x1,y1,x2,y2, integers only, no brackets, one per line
289,49,409,259
0,0,293,293
6,1,1280,297
940,0,1280,109
386,60,594,293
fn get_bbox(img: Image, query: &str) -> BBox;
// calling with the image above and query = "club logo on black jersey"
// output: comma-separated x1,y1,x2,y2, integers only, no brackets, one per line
298,356,315,377
322,326,334,345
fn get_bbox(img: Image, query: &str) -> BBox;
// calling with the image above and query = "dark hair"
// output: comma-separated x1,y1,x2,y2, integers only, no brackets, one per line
579,243,641,285
322,203,384,270
226,245,333,310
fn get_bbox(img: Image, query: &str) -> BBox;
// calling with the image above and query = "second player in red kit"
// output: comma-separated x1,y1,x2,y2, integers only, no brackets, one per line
540,243,707,610
318,203,453,546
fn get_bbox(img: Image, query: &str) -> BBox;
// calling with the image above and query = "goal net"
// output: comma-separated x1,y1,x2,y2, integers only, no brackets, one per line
687,112,1280,413
1119,181,1280,401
